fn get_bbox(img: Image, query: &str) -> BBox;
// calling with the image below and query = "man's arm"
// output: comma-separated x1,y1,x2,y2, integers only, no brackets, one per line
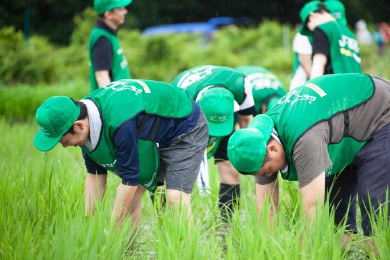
112,184,138,225
298,54,312,78
310,53,327,79
300,172,325,221
92,36,113,87
310,28,330,79
85,173,107,216
112,119,141,225
95,70,111,87
255,179,279,222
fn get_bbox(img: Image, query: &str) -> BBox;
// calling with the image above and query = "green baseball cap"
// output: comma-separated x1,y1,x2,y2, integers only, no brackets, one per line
299,0,321,36
324,0,347,26
198,87,235,137
94,0,133,15
227,115,274,175
34,97,80,152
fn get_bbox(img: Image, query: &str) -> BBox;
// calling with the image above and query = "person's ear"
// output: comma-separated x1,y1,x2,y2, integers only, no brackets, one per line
103,11,111,19
266,141,276,153
74,121,84,131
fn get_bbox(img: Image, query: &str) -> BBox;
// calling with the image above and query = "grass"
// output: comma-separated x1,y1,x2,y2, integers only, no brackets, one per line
0,118,389,260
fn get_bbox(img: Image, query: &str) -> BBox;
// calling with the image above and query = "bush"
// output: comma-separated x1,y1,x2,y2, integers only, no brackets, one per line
0,80,89,121
0,27,61,85
1,13,389,121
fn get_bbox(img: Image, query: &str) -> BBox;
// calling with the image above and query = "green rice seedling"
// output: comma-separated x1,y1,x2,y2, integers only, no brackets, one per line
1,118,390,259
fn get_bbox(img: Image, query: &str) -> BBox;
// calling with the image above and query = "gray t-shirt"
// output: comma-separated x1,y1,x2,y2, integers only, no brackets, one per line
256,75,390,187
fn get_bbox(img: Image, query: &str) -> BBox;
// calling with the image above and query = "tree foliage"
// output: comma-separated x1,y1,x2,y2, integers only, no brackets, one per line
0,0,388,44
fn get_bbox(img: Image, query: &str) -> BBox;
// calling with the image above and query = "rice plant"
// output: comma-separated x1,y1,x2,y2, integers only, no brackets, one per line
0,118,388,259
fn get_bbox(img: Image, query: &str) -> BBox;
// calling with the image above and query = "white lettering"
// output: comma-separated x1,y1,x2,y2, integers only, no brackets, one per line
103,80,143,95
176,65,216,89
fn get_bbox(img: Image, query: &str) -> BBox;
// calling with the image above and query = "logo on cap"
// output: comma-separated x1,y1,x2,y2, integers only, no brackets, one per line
210,115,227,123
41,127,50,136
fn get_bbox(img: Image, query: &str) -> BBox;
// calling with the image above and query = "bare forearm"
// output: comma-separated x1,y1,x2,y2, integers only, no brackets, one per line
112,184,137,225
298,54,312,78
85,173,107,216
310,54,327,79
300,172,325,222
255,180,279,220
95,70,111,87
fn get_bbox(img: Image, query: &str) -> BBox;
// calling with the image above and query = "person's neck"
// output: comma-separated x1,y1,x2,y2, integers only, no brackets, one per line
102,18,118,30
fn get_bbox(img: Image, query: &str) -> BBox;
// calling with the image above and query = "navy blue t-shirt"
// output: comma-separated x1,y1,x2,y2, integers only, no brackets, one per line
83,101,201,186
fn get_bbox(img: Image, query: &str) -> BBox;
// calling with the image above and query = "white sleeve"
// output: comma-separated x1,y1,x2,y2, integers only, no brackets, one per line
239,77,255,111
292,32,312,55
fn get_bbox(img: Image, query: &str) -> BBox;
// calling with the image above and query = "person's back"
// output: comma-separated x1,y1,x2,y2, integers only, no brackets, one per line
302,3,361,78
314,20,361,74
235,66,286,114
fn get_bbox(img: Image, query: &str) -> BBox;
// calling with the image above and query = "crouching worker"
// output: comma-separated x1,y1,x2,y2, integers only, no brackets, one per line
34,79,208,227
228,74,390,240
172,65,256,219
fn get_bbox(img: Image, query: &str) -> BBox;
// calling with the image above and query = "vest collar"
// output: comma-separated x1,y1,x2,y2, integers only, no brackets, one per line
271,128,288,173
96,19,117,35
80,99,102,152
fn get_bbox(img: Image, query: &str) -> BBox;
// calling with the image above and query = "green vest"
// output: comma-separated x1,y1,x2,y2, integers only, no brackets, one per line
292,52,300,77
88,27,131,92
266,74,374,181
172,65,246,104
80,79,194,191
317,21,362,74
235,66,286,114
206,136,224,159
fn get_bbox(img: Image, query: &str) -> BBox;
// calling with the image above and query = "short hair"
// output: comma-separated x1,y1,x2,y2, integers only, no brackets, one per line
305,3,331,27
316,3,330,14
64,99,88,135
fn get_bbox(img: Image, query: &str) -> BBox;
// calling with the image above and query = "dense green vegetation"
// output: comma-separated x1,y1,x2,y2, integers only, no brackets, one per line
2,0,390,44
0,119,389,259
1,10,389,121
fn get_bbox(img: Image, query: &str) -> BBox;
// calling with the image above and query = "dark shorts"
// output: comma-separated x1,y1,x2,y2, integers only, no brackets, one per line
157,112,209,194
214,132,232,163
326,122,390,236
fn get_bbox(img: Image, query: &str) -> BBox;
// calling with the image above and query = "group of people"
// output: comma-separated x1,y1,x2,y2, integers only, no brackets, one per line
34,0,389,245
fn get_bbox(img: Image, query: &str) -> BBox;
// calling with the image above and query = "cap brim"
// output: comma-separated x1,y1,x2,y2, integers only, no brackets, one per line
208,116,234,136
34,129,62,152
114,0,133,9
120,0,133,7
